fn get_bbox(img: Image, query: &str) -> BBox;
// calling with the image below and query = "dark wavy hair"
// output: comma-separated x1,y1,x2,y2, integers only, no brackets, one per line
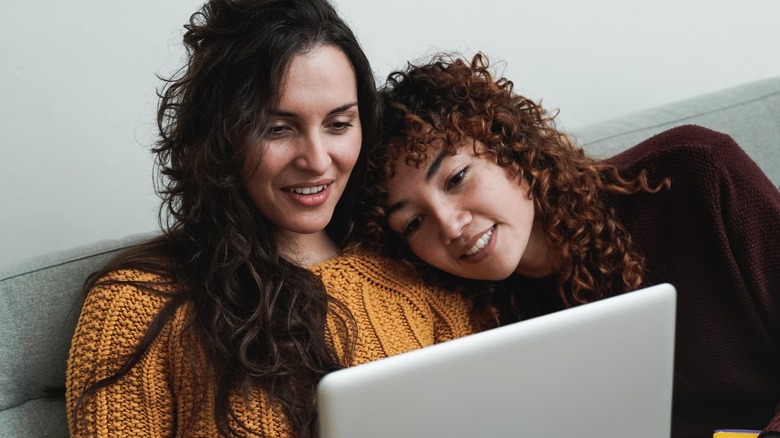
359,53,667,321
73,0,379,436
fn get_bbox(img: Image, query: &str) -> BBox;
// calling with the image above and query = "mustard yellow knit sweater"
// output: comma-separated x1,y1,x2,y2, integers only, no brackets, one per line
66,251,478,437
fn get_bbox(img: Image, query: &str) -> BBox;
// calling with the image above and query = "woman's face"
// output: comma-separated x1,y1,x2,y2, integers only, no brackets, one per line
243,44,361,248
384,138,545,280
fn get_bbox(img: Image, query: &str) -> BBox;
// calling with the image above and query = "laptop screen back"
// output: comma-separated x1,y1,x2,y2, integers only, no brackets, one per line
317,283,676,438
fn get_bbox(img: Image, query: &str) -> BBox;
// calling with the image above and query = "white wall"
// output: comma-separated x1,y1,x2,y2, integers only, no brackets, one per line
2,0,779,266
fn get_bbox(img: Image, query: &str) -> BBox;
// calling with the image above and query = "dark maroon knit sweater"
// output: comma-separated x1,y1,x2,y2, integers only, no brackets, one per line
508,125,779,437
608,125,780,437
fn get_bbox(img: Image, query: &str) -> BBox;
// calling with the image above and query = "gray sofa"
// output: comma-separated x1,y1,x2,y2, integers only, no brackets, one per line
2,76,779,438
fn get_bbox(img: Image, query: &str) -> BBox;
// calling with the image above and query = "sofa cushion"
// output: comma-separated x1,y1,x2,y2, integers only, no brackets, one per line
571,75,780,187
0,233,152,437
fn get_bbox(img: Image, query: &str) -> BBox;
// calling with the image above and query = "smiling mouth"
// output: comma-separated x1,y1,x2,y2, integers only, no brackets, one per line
464,227,494,257
286,184,328,195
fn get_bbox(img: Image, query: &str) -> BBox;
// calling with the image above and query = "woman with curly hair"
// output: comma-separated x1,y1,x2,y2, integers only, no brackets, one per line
64,2,478,437
360,53,780,437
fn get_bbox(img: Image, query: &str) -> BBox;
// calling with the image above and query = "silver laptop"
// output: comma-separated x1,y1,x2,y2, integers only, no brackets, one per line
318,283,676,438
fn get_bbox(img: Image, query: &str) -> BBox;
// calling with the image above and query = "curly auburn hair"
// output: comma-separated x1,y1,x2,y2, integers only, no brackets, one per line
359,53,668,313
73,1,378,436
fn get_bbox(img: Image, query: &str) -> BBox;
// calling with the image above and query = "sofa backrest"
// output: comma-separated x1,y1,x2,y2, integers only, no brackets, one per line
0,233,151,437
571,75,780,188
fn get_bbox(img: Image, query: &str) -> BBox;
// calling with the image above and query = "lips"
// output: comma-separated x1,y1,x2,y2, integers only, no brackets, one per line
286,184,328,195
463,226,494,257
282,181,333,207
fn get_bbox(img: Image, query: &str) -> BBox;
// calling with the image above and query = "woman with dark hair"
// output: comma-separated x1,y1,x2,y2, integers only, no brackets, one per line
65,2,477,437
361,53,780,437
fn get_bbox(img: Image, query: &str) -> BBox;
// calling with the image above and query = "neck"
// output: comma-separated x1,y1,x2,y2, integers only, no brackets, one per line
277,230,338,267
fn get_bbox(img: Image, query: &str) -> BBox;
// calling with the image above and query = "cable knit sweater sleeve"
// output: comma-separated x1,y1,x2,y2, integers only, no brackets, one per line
66,270,178,437
66,270,297,437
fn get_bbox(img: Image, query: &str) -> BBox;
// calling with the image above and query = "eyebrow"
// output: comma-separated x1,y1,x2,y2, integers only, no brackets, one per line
384,200,407,219
425,149,450,183
385,149,450,219
270,101,358,118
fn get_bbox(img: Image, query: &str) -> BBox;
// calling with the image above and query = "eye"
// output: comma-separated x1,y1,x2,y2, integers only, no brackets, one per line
329,120,354,133
264,124,291,139
403,215,424,236
447,167,468,189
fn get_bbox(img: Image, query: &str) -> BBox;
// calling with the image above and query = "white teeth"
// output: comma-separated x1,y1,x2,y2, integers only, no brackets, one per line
289,185,326,195
465,229,493,256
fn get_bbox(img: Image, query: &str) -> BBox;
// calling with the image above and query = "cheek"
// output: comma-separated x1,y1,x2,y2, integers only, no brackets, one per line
348,136,362,167
336,132,363,171
407,233,444,266
241,143,276,184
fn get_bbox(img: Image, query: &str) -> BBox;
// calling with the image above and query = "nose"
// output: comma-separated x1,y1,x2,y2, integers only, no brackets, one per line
433,205,470,244
293,132,332,174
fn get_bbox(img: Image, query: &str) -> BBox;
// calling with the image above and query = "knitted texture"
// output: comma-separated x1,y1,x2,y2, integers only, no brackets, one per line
606,126,780,437
66,251,478,437
507,125,780,437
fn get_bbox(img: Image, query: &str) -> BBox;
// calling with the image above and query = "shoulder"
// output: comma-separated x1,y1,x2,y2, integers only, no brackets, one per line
312,249,428,292
317,251,478,358
316,250,477,326
312,250,461,319
609,125,738,170
69,268,192,382
82,269,175,319
74,269,182,353
607,124,763,186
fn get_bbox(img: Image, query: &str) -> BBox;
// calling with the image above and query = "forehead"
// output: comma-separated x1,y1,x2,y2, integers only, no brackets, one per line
387,147,433,182
279,44,357,105
386,136,484,178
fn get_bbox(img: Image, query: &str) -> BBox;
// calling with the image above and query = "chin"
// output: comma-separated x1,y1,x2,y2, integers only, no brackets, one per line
472,267,516,282
475,274,512,282
293,217,334,234
294,224,330,235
